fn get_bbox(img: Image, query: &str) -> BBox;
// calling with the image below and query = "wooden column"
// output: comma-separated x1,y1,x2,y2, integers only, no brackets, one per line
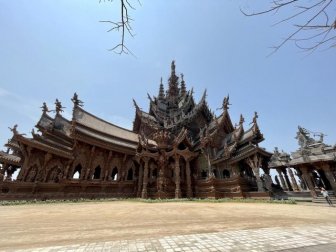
185,159,192,198
174,155,181,198
321,164,336,194
294,168,307,191
141,158,149,199
276,168,288,191
137,164,144,197
83,146,95,180
246,155,264,192
283,169,293,191
288,168,299,191
300,166,317,197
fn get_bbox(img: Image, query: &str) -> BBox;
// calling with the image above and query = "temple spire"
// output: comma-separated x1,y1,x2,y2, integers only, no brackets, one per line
180,74,186,96
168,60,179,98
158,77,165,100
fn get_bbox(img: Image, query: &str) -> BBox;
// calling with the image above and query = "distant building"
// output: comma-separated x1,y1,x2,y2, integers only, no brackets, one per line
269,126,336,197
0,62,272,200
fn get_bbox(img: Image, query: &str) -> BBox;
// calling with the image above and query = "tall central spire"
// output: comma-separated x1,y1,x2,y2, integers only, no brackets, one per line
168,60,179,98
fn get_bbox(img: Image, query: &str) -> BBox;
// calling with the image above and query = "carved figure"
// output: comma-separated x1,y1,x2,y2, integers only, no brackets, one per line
71,92,84,107
295,126,316,149
40,102,51,113
8,124,18,135
55,99,65,114
250,111,258,125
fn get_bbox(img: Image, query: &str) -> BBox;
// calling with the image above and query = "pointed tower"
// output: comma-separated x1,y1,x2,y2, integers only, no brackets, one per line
180,74,186,96
158,77,165,100
167,60,179,98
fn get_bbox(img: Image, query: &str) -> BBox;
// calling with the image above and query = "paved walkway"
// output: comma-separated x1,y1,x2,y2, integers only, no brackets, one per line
10,225,336,252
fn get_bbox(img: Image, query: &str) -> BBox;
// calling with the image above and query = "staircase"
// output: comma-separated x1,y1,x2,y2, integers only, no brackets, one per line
312,190,336,205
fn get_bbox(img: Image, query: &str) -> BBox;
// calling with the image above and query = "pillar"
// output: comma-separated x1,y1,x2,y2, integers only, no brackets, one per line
141,159,149,199
283,169,293,191
137,164,144,197
276,168,288,191
253,167,265,192
262,167,273,192
321,164,336,194
300,166,317,197
185,159,192,198
288,168,299,191
174,155,181,198
294,168,307,191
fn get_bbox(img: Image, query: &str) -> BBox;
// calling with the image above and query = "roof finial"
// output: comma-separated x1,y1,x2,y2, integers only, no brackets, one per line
250,111,258,125
8,124,18,135
40,102,51,114
168,60,179,98
158,77,165,100
71,92,84,107
223,95,231,110
239,114,245,125
55,99,65,114
171,60,176,74
180,73,186,96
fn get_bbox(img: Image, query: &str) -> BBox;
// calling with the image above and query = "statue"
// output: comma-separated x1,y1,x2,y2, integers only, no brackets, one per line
8,124,18,135
71,92,84,107
218,95,231,110
40,102,51,113
250,111,258,125
55,99,65,114
296,126,315,149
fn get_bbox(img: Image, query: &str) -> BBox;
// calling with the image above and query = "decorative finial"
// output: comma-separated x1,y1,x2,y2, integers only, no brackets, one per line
168,60,179,98
250,111,258,125
180,73,186,96
223,95,231,110
40,102,51,114
239,114,245,125
274,147,279,155
8,124,18,135
55,99,65,114
171,60,176,73
71,92,84,107
158,77,165,100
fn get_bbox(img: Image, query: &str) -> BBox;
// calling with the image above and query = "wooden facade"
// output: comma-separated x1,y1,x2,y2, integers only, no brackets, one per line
0,62,273,200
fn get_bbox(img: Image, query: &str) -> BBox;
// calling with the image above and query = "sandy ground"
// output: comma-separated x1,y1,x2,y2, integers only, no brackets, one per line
0,201,335,250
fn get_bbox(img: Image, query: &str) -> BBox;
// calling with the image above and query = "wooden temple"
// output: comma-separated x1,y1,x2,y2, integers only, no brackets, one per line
269,126,336,198
0,61,273,200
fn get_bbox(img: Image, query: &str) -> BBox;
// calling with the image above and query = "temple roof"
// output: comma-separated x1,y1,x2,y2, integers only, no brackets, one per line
73,106,138,143
0,151,21,166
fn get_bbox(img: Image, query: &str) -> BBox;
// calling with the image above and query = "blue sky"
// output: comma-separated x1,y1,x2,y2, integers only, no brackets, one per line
0,0,335,155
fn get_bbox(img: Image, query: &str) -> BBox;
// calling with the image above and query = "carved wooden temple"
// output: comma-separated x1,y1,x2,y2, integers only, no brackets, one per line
0,61,273,200
269,126,336,198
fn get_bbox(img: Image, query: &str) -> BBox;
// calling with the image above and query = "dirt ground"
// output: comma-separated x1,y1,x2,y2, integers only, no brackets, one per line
1,201,335,250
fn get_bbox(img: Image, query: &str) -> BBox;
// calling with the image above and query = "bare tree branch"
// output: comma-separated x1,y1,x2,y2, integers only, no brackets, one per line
99,0,139,55
241,0,336,54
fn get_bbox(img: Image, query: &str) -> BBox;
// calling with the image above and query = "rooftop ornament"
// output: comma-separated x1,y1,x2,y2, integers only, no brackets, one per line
40,102,51,114
71,92,84,107
55,99,65,114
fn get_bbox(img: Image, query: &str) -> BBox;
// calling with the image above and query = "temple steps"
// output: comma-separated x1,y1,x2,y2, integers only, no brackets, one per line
312,191,336,204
